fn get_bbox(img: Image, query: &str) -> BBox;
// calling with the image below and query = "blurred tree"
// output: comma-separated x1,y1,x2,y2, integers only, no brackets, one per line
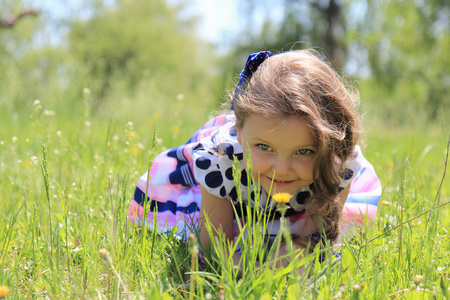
0,9,39,28
1,0,220,125
67,0,212,109
358,0,450,120
226,0,449,122
0,0,45,113
233,0,348,70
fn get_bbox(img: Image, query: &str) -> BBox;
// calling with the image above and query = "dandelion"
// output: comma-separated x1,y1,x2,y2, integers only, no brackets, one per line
0,285,9,297
272,192,291,204
23,160,30,168
83,87,91,96
171,124,180,135
387,161,394,170
130,146,140,155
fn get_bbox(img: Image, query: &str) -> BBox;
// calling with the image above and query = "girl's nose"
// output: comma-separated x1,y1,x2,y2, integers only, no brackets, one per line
272,157,291,175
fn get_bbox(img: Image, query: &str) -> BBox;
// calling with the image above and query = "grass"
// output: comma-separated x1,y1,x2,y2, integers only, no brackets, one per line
0,94,449,299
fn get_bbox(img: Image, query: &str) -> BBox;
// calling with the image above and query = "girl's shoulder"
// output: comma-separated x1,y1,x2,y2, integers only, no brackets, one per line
338,145,376,190
192,116,248,202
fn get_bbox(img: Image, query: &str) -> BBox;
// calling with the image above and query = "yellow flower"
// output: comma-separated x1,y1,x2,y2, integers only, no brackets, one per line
272,192,291,204
0,285,9,297
130,146,140,155
171,124,180,135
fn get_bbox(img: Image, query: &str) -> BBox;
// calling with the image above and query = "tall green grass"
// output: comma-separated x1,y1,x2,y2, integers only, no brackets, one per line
0,92,449,299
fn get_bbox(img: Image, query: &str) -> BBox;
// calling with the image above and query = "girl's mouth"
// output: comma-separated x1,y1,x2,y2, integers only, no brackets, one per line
271,178,295,186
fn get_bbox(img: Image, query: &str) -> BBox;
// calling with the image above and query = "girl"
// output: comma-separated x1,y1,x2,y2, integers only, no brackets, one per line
128,49,381,254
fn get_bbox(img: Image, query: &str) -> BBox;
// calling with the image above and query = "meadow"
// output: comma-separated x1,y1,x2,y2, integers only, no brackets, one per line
0,83,448,299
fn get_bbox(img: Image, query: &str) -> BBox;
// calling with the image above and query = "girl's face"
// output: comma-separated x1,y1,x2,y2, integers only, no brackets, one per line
237,114,317,196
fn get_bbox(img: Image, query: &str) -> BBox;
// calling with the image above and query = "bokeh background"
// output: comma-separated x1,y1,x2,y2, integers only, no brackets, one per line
2,0,449,138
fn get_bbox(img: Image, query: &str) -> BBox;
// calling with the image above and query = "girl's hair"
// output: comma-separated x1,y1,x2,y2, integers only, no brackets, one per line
232,49,361,249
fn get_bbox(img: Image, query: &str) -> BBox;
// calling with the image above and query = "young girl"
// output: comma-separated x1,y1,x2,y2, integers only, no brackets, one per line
128,49,381,254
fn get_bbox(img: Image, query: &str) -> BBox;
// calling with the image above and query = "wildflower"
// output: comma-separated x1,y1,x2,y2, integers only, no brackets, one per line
272,192,291,204
43,109,55,116
12,136,18,143
218,286,225,300
0,285,9,297
387,161,394,170
32,99,43,114
130,146,140,155
23,160,30,168
171,124,180,135
83,87,91,96
413,274,424,285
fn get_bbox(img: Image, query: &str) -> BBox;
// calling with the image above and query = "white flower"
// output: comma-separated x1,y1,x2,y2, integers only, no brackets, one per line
83,87,91,96
43,109,55,116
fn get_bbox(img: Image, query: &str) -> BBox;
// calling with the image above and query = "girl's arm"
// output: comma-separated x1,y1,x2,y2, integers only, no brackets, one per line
199,186,235,246
199,186,242,266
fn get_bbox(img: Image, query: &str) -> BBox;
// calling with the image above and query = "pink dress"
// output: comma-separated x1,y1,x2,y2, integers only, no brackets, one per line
128,114,382,240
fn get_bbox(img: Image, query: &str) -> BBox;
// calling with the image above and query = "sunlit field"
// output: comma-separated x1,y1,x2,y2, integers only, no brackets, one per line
0,91,448,299
1,0,449,298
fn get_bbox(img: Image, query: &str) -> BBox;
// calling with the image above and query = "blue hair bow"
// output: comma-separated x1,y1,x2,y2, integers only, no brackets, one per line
232,50,273,109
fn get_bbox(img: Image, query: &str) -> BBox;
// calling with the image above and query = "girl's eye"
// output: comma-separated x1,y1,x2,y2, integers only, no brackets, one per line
297,149,312,155
257,144,272,151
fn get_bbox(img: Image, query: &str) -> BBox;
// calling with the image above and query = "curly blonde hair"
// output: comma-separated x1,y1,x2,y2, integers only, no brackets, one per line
232,49,361,248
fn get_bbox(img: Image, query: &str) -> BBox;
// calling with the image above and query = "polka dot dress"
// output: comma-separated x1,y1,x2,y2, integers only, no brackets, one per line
128,113,382,239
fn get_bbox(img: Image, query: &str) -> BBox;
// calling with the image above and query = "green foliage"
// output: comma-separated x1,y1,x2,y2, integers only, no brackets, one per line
230,0,449,123
1,0,222,147
358,0,450,122
68,0,209,105
0,101,449,297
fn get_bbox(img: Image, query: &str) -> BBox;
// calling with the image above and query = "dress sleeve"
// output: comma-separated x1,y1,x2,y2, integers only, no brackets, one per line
338,146,363,192
192,129,246,203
